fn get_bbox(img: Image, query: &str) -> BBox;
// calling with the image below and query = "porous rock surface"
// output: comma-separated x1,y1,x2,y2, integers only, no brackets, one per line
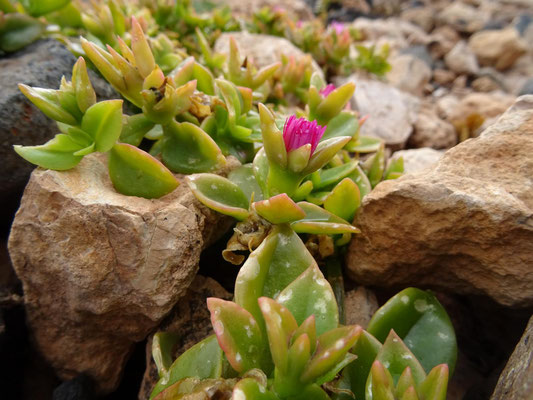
0,39,115,198
8,153,233,393
490,314,533,399
346,95,533,307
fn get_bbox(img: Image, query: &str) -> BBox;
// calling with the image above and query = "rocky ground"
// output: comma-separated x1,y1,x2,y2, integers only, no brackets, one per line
1,0,533,399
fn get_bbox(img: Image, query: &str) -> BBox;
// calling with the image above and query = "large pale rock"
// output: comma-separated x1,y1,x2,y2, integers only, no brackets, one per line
490,314,533,399
346,96,533,307
336,75,420,148
351,18,429,51
469,28,527,71
390,148,445,174
8,154,233,393
214,32,322,77
209,0,313,19
386,54,431,96
138,275,231,400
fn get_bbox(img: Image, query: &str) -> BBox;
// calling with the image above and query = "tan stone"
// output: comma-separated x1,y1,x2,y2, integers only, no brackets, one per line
214,32,323,78
344,287,379,329
8,153,234,393
433,69,456,86
345,96,533,307
387,54,432,96
409,104,457,149
138,275,231,400
469,28,527,71
437,2,489,33
447,92,516,127
444,41,479,75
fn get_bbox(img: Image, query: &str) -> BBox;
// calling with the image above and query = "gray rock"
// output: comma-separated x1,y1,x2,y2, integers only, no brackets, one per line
387,54,432,96
514,14,532,35
0,39,116,199
336,75,420,148
490,314,533,400
346,95,533,307
209,0,313,19
518,78,533,96
437,2,489,33
444,41,479,75
400,45,433,68
469,28,527,71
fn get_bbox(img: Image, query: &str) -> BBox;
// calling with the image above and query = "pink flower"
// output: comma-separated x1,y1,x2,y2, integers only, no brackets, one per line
319,84,336,97
331,21,345,36
283,115,326,155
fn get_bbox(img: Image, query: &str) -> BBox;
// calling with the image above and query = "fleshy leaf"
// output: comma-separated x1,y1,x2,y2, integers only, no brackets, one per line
345,136,383,153
234,225,316,332
186,174,250,220
108,143,179,199
304,136,351,175
152,332,179,378
322,111,359,141
345,164,372,199
20,0,70,17
232,377,278,400
228,164,264,202
253,194,305,224
312,160,358,190
275,264,338,336
314,82,356,125
418,364,448,400
301,325,361,383
161,121,225,174
18,84,77,126
315,353,357,386
291,202,360,235
385,157,404,180
363,143,385,188
120,114,155,146
258,297,298,374
373,331,426,387
0,13,44,53
81,100,123,152
207,298,266,374
368,361,395,400
150,335,225,399
367,288,457,374
334,330,382,400
13,134,83,170
324,178,361,222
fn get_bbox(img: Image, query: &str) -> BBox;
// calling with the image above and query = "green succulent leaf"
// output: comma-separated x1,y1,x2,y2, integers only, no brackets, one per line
368,361,395,400
161,121,226,174
13,136,83,171
234,225,316,334
315,352,357,386
385,157,404,180
252,148,270,198
253,194,305,224
0,13,44,53
291,202,360,235
363,143,385,188
20,0,70,17
345,136,383,153
120,114,156,146
367,288,457,374
233,377,279,400
312,160,358,190
108,143,179,199
150,335,225,400
293,384,330,400
314,82,355,125
81,100,123,152
372,331,426,389
228,163,264,202
186,173,250,221
334,330,382,400
304,136,351,175
301,325,361,383
258,297,298,374
345,164,372,199
18,84,78,126
323,178,361,222
322,111,359,141
418,364,448,400
275,264,338,336
207,298,266,374
152,332,180,378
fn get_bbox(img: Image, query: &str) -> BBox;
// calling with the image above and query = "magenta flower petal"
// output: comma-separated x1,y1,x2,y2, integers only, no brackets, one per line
283,116,326,155
331,21,345,36
319,84,336,97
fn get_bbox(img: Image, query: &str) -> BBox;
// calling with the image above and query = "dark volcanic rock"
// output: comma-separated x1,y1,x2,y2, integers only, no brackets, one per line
0,39,115,199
